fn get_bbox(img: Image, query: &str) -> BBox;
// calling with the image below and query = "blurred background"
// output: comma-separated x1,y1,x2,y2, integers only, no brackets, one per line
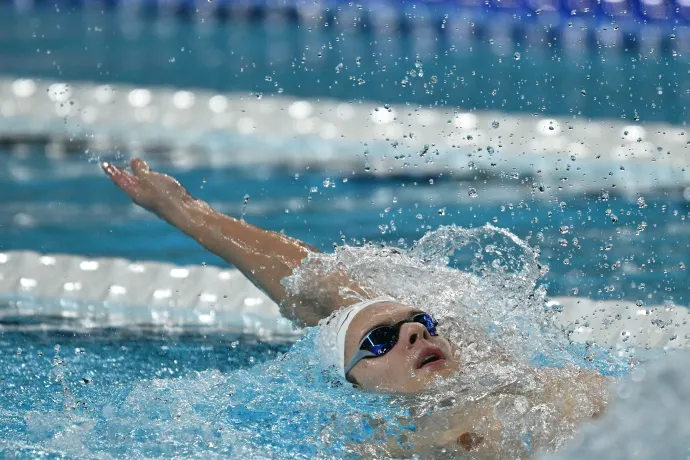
1,0,689,305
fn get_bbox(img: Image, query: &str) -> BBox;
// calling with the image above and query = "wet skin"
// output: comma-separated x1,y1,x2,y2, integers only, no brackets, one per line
344,302,460,393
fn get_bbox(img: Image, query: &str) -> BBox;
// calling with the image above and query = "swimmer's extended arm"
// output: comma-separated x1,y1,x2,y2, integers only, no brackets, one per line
102,159,369,326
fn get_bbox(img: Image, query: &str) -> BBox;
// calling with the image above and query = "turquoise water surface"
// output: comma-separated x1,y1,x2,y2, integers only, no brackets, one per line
1,5,689,458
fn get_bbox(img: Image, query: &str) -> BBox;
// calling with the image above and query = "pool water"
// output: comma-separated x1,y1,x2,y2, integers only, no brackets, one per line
2,146,689,305
0,329,287,458
0,330,288,426
0,220,633,458
0,9,688,124
1,5,689,458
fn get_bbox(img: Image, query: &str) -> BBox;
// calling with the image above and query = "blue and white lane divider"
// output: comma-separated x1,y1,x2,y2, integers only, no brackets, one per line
1,249,689,354
1,77,689,196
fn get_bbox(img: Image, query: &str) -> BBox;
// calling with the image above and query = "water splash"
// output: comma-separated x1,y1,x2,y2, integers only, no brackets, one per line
283,224,628,456
5,225,631,458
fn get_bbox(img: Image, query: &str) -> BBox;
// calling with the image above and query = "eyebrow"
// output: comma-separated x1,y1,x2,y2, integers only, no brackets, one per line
357,310,425,344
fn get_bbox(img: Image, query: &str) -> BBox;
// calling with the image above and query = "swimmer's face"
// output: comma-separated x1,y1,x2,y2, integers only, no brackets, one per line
344,302,459,393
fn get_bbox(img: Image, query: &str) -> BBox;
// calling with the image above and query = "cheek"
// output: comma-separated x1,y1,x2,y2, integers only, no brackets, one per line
358,354,406,382
435,337,454,353
387,347,417,370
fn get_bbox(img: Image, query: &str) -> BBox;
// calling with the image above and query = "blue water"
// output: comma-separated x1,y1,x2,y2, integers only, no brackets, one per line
0,9,688,124
0,325,626,458
0,5,688,457
2,146,689,305
0,329,286,457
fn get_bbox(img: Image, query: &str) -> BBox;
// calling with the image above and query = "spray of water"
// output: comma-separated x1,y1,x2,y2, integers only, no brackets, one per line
8,225,631,458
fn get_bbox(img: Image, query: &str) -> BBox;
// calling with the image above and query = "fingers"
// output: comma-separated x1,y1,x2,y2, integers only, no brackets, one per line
130,158,151,179
102,161,143,198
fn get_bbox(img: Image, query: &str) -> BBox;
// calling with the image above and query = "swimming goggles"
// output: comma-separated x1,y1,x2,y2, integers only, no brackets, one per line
343,312,438,376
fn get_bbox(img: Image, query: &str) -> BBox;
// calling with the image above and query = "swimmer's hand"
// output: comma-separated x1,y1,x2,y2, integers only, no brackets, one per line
102,159,206,225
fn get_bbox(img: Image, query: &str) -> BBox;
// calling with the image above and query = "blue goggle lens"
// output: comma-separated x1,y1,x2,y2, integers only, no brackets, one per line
360,313,438,356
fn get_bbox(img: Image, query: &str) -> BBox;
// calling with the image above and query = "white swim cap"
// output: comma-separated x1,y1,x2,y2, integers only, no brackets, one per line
317,296,396,379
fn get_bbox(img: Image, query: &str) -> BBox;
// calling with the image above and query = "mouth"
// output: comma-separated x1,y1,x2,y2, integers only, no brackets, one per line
414,345,446,370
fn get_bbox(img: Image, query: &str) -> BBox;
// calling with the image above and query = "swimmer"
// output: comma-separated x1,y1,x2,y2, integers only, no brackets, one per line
103,159,611,456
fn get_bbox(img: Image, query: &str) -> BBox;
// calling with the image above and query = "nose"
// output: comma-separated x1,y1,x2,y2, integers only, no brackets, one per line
399,320,430,347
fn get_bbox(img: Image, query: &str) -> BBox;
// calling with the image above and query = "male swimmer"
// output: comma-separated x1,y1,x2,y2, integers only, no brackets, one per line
103,159,610,455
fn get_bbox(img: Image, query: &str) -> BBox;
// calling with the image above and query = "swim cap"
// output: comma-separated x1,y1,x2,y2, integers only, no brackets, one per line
317,296,396,378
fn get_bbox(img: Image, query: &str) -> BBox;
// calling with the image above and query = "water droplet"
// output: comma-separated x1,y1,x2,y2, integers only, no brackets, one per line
491,120,500,129
559,226,569,234
468,188,478,198
580,89,586,96
438,208,446,216
335,63,344,73
513,52,521,61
